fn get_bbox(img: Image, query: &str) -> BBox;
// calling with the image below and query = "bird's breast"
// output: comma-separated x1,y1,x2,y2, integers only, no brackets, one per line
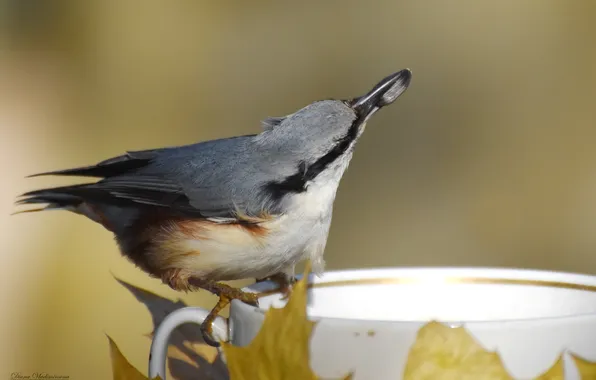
286,164,344,220
121,166,345,281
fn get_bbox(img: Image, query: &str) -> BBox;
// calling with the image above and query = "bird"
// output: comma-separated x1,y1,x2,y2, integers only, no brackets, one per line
15,68,412,346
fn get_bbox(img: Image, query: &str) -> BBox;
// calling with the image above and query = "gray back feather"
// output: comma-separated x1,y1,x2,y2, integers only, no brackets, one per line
135,100,356,217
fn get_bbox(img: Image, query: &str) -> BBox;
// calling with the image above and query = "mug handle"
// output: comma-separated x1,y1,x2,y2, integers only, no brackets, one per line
148,307,228,379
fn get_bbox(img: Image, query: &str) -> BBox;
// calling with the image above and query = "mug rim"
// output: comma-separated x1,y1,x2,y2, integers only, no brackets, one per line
232,266,596,324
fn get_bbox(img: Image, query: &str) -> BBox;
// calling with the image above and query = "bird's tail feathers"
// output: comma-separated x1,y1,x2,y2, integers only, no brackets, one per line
14,185,87,215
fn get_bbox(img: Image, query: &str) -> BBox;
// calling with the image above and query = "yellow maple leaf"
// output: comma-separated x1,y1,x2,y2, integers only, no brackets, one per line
107,334,161,380
403,321,514,380
222,263,351,380
571,352,596,379
533,355,564,380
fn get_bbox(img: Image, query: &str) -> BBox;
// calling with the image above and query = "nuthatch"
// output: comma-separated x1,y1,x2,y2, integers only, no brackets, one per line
15,69,412,346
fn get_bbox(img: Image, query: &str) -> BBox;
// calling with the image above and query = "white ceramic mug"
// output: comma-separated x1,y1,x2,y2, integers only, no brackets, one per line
148,267,596,379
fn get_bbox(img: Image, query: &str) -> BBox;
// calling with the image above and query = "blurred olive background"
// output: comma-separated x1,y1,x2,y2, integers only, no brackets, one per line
1,0,596,378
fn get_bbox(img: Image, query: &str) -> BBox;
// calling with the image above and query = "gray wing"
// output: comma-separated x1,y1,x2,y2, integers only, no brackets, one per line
24,135,297,219
148,135,299,217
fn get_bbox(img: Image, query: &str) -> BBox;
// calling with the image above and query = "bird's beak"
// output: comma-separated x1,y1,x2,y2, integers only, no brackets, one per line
351,68,412,120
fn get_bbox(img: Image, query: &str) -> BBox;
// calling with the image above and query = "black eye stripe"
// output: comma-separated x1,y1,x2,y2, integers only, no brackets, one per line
263,111,364,201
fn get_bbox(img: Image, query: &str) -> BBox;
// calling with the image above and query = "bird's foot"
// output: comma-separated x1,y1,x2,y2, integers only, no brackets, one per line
256,272,297,300
187,278,259,347
161,269,259,347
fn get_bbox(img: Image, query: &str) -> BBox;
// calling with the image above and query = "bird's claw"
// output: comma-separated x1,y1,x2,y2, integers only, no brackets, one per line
200,321,222,348
198,285,260,347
